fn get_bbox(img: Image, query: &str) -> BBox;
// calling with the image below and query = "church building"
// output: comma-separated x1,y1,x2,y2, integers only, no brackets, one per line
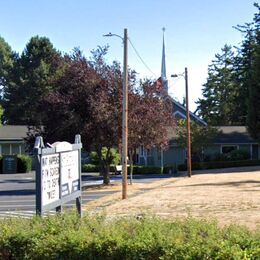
137,30,259,168
137,29,206,168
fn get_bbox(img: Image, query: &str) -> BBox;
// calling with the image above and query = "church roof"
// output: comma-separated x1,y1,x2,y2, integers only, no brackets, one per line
165,95,207,126
213,126,257,144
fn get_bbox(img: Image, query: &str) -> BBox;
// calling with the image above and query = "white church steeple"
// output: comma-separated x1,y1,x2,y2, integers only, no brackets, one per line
161,28,168,95
161,28,166,79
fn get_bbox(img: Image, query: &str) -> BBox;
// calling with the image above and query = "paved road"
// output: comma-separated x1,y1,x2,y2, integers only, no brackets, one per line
0,172,174,218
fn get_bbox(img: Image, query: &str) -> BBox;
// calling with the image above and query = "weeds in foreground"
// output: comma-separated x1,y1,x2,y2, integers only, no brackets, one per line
0,212,259,259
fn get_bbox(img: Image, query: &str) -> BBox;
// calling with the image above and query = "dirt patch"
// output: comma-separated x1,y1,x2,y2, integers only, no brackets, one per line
84,169,260,230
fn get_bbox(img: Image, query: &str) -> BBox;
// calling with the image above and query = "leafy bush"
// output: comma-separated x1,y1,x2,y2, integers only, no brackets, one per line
81,164,163,174
81,164,100,172
131,165,162,174
17,155,32,173
82,164,118,173
214,150,250,161
229,149,250,160
90,147,120,165
178,159,260,171
0,155,32,173
163,164,178,174
0,214,259,259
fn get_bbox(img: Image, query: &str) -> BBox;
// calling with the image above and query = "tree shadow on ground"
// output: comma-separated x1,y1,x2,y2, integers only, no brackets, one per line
190,166,260,175
175,180,260,188
0,189,35,196
0,179,34,184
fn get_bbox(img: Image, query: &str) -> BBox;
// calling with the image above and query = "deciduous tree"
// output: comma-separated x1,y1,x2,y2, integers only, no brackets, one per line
176,119,218,161
37,47,122,184
128,80,175,179
37,48,176,184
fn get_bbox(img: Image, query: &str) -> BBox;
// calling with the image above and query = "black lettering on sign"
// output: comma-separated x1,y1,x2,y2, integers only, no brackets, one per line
42,157,48,166
49,156,59,165
47,190,55,200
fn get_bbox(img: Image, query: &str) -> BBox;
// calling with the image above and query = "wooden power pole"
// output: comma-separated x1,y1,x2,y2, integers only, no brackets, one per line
122,28,128,198
185,67,192,177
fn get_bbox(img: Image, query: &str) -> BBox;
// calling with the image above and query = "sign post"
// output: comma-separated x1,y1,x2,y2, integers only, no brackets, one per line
34,135,82,217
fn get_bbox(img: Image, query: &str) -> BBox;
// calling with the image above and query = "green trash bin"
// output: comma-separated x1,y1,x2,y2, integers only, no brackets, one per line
2,155,17,174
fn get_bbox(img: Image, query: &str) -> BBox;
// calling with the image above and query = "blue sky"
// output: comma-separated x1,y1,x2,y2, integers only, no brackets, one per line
0,0,257,110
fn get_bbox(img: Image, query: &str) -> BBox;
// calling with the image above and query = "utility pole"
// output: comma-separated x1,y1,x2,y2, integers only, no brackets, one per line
103,29,128,199
185,67,192,177
122,28,128,199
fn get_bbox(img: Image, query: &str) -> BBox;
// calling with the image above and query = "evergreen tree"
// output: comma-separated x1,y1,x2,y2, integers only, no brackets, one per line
196,45,238,125
0,36,15,101
196,3,260,130
243,3,260,141
2,36,61,125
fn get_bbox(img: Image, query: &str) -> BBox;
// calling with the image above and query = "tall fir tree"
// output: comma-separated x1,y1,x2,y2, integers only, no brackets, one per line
2,36,61,125
0,36,15,89
196,45,238,125
243,3,260,141
196,3,260,131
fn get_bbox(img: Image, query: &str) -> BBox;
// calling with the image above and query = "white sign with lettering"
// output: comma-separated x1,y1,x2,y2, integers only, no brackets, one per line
60,150,79,197
41,154,60,206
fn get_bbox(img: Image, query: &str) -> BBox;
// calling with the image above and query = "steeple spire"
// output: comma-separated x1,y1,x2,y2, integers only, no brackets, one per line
161,27,166,79
161,27,168,95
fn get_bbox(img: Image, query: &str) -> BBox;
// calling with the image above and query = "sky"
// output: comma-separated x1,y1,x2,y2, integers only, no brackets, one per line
0,0,257,111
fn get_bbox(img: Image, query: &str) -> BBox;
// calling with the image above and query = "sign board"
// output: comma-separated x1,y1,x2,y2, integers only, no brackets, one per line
41,154,60,206
2,155,17,174
61,150,79,197
34,135,82,216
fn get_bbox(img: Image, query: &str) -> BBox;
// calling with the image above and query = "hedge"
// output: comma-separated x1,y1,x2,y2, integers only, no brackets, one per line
17,155,33,173
81,163,100,172
131,165,162,174
178,159,260,171
0,214,259,259
81,164,162,174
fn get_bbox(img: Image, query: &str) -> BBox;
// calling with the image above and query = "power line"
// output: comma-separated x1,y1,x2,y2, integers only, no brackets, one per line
128,37,157,77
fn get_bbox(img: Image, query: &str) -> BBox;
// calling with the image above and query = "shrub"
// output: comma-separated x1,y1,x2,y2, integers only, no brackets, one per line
214,150,250,161
229,149,250,160
131,165,162,174
90,147,120,165
81,164,119,173
0,214,259,259
214,153,228,161
163,164,178,174
81,164,100,172
17,155,32,173
178,160,260,171
81,165,164,175
0,155,32,173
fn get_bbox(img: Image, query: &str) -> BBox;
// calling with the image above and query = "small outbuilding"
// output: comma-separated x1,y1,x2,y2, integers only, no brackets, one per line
0,125,29,155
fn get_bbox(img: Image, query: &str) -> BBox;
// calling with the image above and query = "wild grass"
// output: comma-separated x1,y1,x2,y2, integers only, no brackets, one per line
0,212,259,259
